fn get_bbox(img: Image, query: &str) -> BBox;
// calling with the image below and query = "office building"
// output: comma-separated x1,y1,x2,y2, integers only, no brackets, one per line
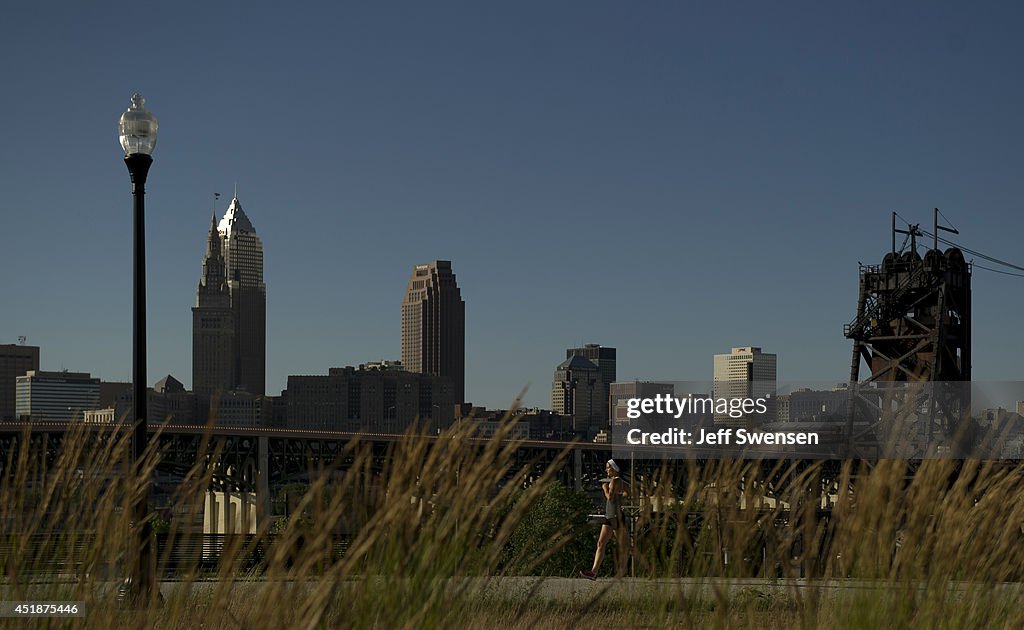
15,371,100,422
1,343,40,421
518,408,575,440
101,375,196,425
401,261,465,403
609,381,675,426
566,344,616,390
193,214,236,403
209,389,268,427
775,393,791,423
712,347,777,427
99,381,132,409
219,197,266,397
193,196,267,415
286,362,455,433
552,355,606,439
154,375,196,425
788,385,848,423
567,344,616,429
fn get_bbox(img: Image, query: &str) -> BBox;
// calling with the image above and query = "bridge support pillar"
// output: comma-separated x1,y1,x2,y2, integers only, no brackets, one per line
573,448,583,492
257,436,269,525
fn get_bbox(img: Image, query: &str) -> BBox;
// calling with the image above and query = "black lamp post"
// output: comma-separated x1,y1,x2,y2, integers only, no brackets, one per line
118,93,158,603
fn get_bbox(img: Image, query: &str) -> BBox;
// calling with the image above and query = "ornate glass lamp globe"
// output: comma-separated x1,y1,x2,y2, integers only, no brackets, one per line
118,94,158,156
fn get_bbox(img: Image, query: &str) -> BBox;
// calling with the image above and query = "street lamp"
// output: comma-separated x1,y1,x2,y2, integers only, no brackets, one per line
118,93,158,604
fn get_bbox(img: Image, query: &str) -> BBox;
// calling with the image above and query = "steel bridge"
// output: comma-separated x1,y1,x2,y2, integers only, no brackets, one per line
0,422,836,517
0,421,613,494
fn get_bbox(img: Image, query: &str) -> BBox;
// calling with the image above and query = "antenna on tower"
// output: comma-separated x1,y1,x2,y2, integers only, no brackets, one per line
892,213,923,255
933,207,959,250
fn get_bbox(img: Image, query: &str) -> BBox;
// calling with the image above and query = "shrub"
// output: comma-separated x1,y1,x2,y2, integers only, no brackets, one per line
504,483,597,576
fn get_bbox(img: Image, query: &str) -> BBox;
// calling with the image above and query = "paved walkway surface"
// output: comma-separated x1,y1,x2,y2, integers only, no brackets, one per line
7,576,1021,605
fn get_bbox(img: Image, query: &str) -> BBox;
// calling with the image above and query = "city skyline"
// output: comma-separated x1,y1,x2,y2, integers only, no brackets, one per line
3,3,1024,409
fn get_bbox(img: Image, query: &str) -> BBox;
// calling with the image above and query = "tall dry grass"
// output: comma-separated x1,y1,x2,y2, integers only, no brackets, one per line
2,416,1024,628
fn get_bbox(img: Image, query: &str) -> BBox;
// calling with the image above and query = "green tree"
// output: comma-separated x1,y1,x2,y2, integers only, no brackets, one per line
505,483,598,576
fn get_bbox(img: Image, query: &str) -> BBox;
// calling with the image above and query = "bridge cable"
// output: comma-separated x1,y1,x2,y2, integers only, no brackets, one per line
890,213,1024,278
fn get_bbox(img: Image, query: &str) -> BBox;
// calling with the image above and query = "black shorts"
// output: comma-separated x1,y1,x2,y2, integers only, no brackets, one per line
602,515,619,530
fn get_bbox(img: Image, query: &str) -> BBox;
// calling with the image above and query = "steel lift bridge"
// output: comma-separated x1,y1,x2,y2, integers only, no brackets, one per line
843,210,972,459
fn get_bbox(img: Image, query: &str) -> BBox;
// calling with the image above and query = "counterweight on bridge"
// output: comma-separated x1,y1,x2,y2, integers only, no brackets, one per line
844,212,971,458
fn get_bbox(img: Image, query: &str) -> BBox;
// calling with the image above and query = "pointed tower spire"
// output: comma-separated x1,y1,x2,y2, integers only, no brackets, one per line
199,211,228,298
206,213,222,257
193,201,237,412
218,195,255,237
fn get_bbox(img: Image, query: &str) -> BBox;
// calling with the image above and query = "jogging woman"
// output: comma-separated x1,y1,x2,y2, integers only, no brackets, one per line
580,459,628,580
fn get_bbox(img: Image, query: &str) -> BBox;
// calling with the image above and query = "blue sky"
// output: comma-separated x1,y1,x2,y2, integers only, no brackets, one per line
2,1,1023,409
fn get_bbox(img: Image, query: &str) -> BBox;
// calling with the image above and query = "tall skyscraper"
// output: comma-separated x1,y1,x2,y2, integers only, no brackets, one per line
552,355,606,439
1,343,40,421
564,344,616,433
193,196,266,412
713,346,777,427
566,344,616,388
193,215,235,402
401,261,465,403
219,197,266,397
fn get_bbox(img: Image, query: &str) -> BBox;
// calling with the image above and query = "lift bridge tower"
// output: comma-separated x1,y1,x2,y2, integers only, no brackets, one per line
843,211,971,458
